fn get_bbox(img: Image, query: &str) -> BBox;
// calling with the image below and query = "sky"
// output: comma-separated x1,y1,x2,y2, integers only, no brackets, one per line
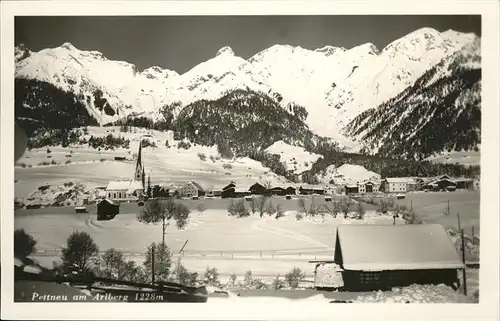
15,15,481,74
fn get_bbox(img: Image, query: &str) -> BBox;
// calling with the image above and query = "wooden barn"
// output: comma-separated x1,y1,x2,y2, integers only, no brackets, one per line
268,186,287,196
333,224,464,291
249,182,267,195
299,185,325,195
97,199,119,221
221,182,237,199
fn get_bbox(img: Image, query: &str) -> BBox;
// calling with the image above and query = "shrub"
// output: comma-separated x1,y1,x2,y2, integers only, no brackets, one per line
50,159,57,165
339,197,354,218
65,160,72,164
165,140,170,148
295,212,304,221
271,275,286,290
275,204,285,219
177,141,191,150
298,197,307,214
197,153,207,161
100,158,106,162
204,267,220,286
227,199,249,218
228,273,237,286
285,267,305,289
46,148,52,154
253,279,268,289
196,203,206,214
209,155,216,163
355,202,365,220
14,229,37,258
377,198,395,214
265,201,275,216
256,196,268,218
243,270,253,288
222,163,232,170
141,139,156,148
171,258,198,286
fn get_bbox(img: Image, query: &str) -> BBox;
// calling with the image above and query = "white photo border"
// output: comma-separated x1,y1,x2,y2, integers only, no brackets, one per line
1,1,499,320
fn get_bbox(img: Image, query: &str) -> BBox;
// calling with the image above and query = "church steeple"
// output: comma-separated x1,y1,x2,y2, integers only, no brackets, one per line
134,140,143,182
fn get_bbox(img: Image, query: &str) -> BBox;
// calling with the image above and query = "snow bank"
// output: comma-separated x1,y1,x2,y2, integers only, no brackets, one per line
354,284,471,303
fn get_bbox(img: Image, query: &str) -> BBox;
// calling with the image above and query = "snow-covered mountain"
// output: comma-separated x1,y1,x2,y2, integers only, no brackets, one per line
345,37,481,160
15,27,480,155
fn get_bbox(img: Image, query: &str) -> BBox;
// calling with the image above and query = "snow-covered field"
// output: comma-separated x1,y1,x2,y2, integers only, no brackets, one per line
426,150,480,166
16,209,400,275
392,191,480,236
319,163,381,185
265,141,322,174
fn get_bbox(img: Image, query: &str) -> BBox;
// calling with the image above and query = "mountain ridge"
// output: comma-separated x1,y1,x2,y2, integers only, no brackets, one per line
15,27,480,159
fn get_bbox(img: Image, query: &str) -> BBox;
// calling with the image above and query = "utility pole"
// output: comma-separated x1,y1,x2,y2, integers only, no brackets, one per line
461,228,467,296
151,246,155,285
457,212,462,232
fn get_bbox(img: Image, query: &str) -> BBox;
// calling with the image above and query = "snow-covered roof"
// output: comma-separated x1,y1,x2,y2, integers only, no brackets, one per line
300,184,325,190
335,224,464,271
384,177,410,184
234,188,250,193
185,181,204,191
106,180,143,192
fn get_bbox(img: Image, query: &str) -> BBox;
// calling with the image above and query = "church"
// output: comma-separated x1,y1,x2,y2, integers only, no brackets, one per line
105,140,146,202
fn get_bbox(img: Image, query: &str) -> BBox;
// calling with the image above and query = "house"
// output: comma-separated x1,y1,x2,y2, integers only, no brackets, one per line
285,186,298,195
221,182,237,198
333,224,464,291
106,180,144,201
422,176,458,192
268,186,287,196
234,188,251,198
344,183,359,195
299,185,325,195
454,178,475,190
179,181,205,198
363,181,380,193
406,178,419,192
381,178,408,193
249,182,267,195
97,199,119,221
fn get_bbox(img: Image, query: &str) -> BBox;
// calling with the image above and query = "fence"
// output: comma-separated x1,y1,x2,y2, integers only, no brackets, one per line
32,247,333,261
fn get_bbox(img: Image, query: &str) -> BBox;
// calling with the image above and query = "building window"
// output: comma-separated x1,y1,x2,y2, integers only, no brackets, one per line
360,272,380,284
113,193,117,199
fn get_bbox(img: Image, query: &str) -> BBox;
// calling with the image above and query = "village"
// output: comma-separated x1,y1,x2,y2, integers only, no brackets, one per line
98,141,480,207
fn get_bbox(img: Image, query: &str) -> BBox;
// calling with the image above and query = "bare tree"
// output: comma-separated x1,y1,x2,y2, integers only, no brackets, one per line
323,200,340,218
137,198,190,247
339,197,354,219
298,197,308,215
256,196,268,218
250,197,257,215
355,202,365,220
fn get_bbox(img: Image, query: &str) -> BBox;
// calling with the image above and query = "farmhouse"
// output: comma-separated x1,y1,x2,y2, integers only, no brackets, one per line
268,186,287,196
249,182,267,195
363,180,380,193
179,181,205,198
106,180,144,201
381,178,408,193
422,176,458,192
344,183,359,195
219,182,237,198
97,199,119,221
299,185,325,195
333,224,464,291
285,186,298,195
